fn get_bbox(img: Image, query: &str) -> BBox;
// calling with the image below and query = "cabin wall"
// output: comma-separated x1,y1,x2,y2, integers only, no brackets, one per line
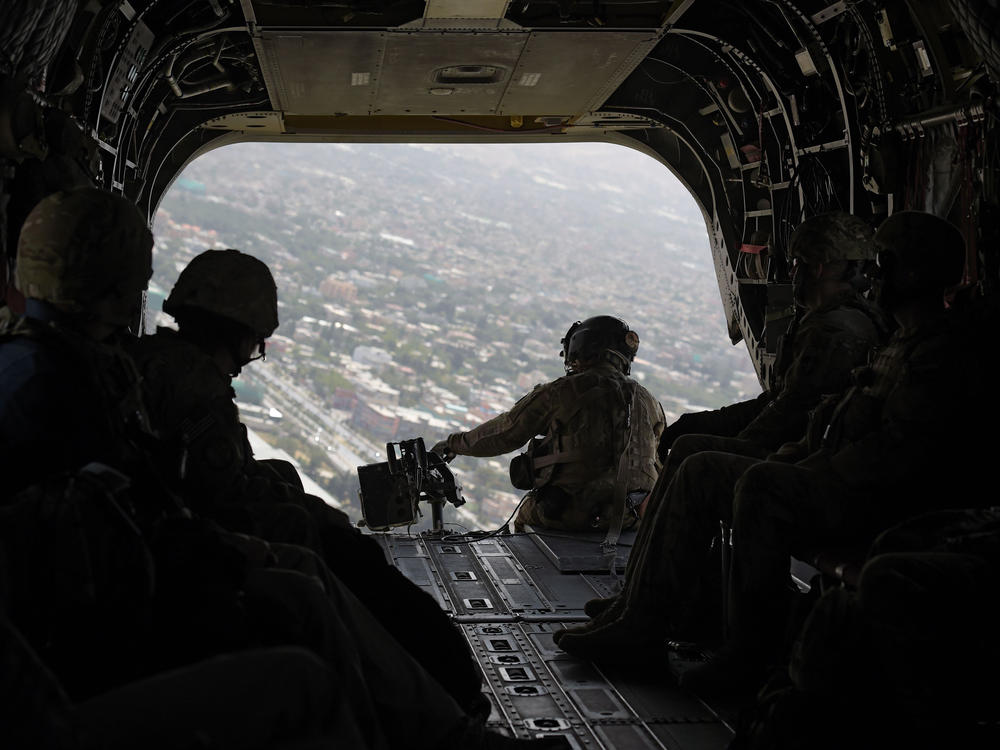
2,1,998,389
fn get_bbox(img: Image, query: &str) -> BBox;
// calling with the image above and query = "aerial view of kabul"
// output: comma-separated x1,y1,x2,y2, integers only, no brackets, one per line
150,141,760,530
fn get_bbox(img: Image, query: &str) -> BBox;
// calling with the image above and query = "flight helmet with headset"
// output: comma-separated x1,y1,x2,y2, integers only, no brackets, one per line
560,315,640,375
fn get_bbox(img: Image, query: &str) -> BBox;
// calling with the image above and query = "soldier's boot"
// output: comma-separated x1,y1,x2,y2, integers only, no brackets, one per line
557,613,668,666
552,594,626,645
316,523,487,718
584,595,618,618
676,641,770,698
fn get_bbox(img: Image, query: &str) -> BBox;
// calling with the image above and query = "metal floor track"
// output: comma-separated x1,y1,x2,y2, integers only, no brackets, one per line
373,531,736,749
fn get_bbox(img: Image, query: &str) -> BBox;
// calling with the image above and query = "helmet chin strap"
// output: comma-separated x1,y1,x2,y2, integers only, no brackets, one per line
225,338,250,378
228,337,267,377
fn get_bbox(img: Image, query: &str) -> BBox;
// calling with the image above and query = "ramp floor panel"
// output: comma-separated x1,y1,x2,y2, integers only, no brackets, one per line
523,527,636,572
375,531,737,748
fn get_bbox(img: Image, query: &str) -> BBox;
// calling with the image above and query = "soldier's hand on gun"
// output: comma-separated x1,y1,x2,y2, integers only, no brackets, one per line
431,439,456,463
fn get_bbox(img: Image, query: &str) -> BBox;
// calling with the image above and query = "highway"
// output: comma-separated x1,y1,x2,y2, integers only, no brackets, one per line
245,362,492,530
245,363,383,474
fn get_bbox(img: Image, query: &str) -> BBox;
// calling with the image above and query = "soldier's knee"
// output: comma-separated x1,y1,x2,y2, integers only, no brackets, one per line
673,450,718,481
257,458,304,490
251,647,339,727
256,646,331,686
669,434,714,464
732,464,777,524
733,461,773,497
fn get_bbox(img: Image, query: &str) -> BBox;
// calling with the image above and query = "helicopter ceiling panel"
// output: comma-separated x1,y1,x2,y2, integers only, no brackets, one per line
496,31,654,116
373,32,527,115
252,26,659,119
423,0,511,21
257,31,383,115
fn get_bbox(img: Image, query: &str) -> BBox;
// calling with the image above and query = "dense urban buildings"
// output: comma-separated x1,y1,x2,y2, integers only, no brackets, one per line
151,142,760,528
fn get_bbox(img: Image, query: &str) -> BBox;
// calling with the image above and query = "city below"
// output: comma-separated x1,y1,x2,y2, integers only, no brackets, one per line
150,142,762,529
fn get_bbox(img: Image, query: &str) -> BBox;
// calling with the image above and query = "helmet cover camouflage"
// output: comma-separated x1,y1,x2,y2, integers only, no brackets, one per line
163,248,278,338
15,188,153,314
788,211,876,264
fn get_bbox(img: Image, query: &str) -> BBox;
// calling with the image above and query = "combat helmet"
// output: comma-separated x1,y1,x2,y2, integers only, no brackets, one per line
163,248,278,339
788,211,876,264
15,188,153,326
874,211,966,293
560,315,639,375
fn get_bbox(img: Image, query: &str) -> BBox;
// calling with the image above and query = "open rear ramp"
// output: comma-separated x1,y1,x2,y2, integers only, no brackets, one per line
374,531,736,749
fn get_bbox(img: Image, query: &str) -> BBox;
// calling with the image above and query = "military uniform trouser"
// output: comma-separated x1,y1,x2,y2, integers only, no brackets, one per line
304,505,487,719
729,461,897,654
77,647,377,750
514,481,639,533
2,612,376,750
858,551,1000,719
791,551,1000,723
238,489,486,717
619,451,764,638
241,567,480,750
628,434,770,582
246,500,322,551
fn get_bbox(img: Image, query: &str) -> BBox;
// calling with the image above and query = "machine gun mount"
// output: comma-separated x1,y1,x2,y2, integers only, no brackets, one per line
357,437,465,534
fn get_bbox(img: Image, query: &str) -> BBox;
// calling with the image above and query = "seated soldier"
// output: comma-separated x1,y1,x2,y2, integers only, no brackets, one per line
432,316,665,533
558,212,986,694
578,212,888,626
1,612,381,749
0,190,570,748
733,507,1000,749
0,188,156,500
0,487,567,750
127,248,484,713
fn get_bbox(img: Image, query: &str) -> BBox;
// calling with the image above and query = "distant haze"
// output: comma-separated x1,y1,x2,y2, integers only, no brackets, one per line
156,141,745,382
154,141,760,521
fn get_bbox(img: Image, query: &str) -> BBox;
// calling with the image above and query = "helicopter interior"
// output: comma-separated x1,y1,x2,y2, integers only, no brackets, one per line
2,1,998,747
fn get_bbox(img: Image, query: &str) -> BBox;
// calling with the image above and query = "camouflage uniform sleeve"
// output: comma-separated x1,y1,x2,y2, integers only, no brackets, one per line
651,391,666,448
135,344,250,508
738,305,880,449
634,385,667,485
446,382,554,457
182,388,256,506
822,332,980,490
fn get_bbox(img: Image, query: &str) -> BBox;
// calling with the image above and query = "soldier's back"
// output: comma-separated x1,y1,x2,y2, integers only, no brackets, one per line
0,310,144,498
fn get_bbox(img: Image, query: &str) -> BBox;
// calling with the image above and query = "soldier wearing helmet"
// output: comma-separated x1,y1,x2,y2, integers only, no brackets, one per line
124,248,293,527
162,248,279,374
0,202,560,746
0,188,154,494
433,315,665,533
563,212,988,696
126,248,332,548
127,248,490,717
557,211,889,658
650,212,887,468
